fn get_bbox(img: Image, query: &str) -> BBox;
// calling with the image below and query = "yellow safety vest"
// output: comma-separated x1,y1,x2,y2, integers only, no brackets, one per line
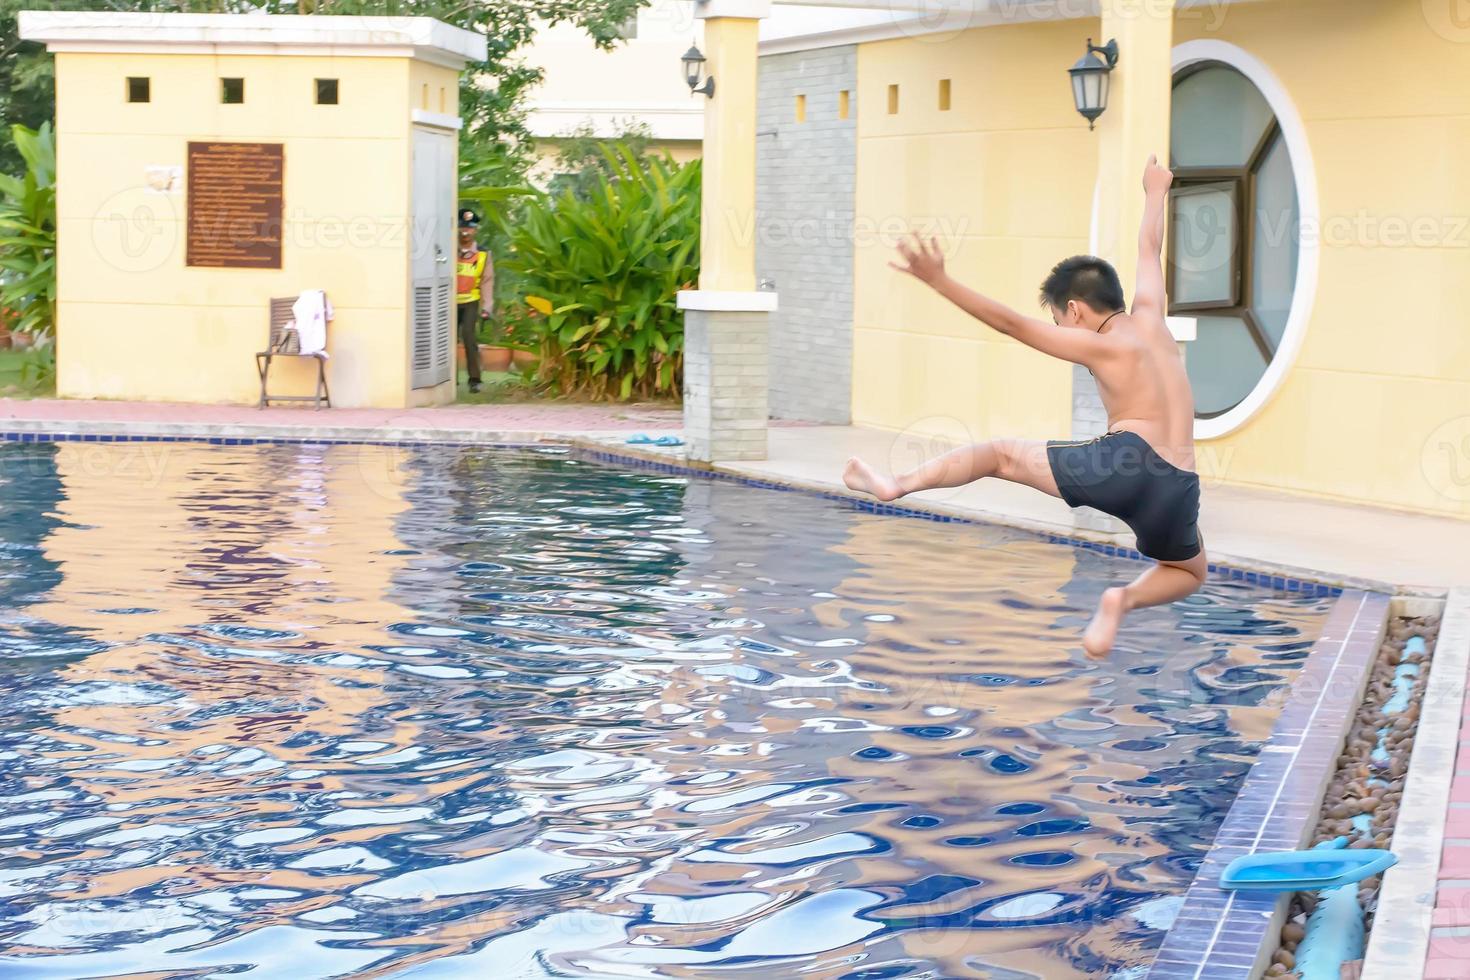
456,249,487,304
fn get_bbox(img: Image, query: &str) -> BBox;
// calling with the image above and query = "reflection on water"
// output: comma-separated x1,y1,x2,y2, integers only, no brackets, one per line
0,443,1330,979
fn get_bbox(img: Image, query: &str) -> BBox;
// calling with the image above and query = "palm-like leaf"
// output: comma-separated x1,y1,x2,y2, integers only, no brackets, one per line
496,144,699,401
0,124,58,341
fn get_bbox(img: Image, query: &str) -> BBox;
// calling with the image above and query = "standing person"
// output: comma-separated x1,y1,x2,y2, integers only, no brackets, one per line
842,156,1202,659
455,209,494,393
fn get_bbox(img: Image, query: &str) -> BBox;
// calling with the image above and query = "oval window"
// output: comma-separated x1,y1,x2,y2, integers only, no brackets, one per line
1169,62,1300,420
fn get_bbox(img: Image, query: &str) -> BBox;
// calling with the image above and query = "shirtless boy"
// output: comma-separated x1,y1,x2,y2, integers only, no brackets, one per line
843,156,1202,658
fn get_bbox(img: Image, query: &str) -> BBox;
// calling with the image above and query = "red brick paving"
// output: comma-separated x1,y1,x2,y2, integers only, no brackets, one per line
0,396,685,432
1430,697,1470,978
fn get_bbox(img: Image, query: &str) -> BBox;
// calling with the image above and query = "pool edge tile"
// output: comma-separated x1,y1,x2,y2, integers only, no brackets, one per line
1144,588,1391,980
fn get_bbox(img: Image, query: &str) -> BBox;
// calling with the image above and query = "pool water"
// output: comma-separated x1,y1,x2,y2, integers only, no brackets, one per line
0,442,1332,979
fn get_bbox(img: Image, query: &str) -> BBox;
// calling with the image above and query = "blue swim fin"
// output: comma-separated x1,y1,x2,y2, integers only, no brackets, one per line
1219,847,1397,892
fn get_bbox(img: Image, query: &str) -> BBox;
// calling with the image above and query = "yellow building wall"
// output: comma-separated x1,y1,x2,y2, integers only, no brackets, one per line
409,59,461,115
851,20,1098,443
55,52,419,408
1176,0,1470,517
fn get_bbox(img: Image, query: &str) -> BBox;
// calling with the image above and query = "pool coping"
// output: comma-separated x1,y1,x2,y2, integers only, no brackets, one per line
1145,589,1392,980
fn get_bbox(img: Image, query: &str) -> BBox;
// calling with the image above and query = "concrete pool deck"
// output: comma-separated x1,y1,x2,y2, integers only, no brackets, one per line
687,426,1470,598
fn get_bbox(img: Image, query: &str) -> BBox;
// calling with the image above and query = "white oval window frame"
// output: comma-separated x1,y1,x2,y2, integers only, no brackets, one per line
1171,40,1319,441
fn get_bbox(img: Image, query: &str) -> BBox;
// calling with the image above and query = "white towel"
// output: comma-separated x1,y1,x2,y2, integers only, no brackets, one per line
291,289,333,357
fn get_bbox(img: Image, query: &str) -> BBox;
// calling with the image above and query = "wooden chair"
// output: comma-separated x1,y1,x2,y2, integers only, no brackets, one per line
255,296,331,409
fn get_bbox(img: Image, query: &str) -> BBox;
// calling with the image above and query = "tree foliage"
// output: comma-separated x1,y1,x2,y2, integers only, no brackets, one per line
0,0,648,179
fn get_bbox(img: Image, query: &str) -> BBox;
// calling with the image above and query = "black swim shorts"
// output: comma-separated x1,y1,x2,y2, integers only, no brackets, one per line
1045,430,1201,562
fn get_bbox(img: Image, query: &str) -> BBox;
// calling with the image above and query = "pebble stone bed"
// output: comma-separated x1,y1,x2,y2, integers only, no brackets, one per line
1268,611,1442,978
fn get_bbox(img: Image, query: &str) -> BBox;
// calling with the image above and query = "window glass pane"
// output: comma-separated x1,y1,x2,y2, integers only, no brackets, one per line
1250,134,1298,349
1171,183,1237,306
1187,315,1268,416
1171,66,1272,168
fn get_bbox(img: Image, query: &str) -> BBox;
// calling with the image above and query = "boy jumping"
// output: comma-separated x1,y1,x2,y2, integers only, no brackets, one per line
843,156,1203,659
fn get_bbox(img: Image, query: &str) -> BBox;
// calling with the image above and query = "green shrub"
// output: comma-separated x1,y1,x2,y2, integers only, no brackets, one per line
492,147,699,401
0,122,57,340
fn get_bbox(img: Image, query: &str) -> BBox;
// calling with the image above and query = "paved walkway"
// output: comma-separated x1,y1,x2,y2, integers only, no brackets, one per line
0,396,685,435
612,425,1470,595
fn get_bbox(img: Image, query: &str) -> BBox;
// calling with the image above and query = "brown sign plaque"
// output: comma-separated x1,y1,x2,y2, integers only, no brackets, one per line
186,141,284,269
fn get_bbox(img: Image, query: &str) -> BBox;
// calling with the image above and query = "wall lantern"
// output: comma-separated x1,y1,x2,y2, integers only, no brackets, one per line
1069,37,1119,130
682,43,715,98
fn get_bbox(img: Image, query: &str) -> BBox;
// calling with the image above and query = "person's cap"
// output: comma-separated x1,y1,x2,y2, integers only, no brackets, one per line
458,209,480,229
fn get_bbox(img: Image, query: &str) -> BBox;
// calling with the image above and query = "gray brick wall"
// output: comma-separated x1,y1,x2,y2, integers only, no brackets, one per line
684,309,770,462
756,46,856,424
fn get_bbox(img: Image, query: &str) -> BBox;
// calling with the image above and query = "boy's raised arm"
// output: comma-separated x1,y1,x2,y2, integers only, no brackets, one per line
1134,154,1173,319
890,234,1114,368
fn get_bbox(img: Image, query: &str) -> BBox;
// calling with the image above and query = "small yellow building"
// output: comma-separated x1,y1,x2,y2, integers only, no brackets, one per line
18,12,486,408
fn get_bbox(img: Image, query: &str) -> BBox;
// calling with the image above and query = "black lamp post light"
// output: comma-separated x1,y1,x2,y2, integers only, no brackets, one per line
682,43,715,98
1070,37,1119,130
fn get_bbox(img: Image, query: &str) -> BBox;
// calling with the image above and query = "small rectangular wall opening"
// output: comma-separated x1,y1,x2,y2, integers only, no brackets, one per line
126,76,150,103
795,94,806,123
887,84,899,115
221,77,244,104
938,78,951,111
315,78,339,105
838,89,850,120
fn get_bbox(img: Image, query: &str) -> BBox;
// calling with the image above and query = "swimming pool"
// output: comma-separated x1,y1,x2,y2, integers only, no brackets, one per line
0,441,1333,978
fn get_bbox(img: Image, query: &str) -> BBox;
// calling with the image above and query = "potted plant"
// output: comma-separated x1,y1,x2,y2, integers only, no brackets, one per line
506,297,545,375
477,315,513,373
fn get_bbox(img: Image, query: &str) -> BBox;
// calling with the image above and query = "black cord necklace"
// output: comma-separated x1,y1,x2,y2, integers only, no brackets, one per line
1096,310,1125,333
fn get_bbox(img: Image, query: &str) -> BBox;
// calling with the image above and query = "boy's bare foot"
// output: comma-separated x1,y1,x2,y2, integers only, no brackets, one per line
843,456,903,502
1083,587,1128,660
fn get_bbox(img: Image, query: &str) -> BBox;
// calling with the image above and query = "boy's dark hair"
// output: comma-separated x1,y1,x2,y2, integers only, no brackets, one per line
1039,255,1125,314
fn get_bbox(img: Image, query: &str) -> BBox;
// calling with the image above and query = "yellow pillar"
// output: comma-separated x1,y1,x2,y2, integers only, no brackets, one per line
697,13,760,292
1093,0,1174,297
678,0,775,462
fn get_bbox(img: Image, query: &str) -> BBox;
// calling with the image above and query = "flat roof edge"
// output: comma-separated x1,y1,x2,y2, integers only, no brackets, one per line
18,11,487,64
